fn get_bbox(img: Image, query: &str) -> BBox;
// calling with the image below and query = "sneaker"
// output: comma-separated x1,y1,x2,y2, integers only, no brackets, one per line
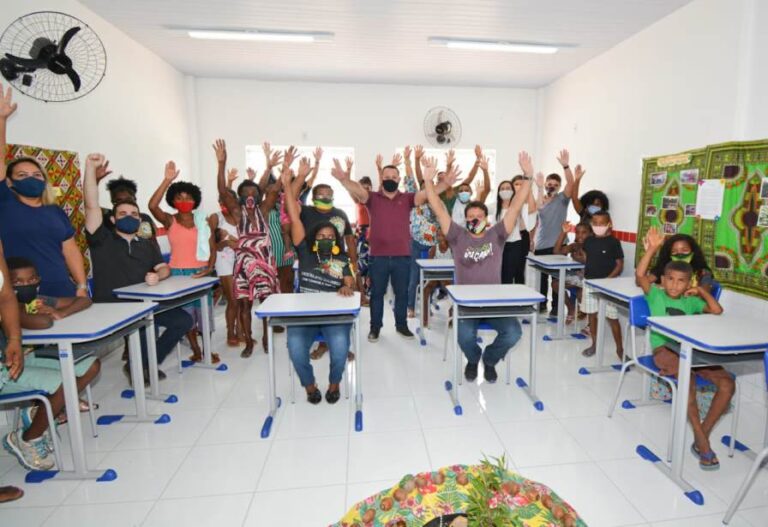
396,326,415,339
464,362,479,382
2,431,55,471
367,329,380,343
483,363,498,383
17,406,37,432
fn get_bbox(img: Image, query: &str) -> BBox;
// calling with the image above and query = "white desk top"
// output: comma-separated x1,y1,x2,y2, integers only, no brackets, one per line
447,284,545,306
416,259,455,270
254,292,361,318
586,277,644,302
113,276,219,300
647,314,768,353
526,254,584,269
22,302,158,344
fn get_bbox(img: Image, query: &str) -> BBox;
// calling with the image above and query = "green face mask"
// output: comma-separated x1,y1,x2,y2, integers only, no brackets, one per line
314,238,338,256
313,197,333,210
670,252,693,263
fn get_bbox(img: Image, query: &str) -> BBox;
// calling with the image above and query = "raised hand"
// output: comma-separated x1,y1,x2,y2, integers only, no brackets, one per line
444,164,462,187
414,144,425,160
535,172,545,188
403,145,412,161
391,152,403,167
213,139,227,163
644,226,664,251
0,83,18,120
95,159,112,182
557,149,570,168
246,167,257,181
313,146,324,163
280,161,293,187
297,157,312,178
164,160,180,181
268,151,283,169
344,156,354,173
282,146,299,169
331,158,351,182
262,141,273,160
478,155,489,172
445,149,456,167
226,168,239,185
421,156,438,182
375,154,383,170
574,164,586,181
562,221,573,233
474,179,484,196
518,151,533,176
474,144,483,160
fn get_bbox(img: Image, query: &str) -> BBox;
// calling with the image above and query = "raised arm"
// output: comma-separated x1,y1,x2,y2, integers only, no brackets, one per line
284,157,308,246
214,139,240,219
0,83,18,183
259,142,282,192
0,243,23,380
502,152,533,235
557,149,575,199
148,162,178,229
375,154,384,187
414,169,454,206
698,286,723,314
226,168,238,189
84,153,106,234
421,156,455,234
331,158,368,203
635,226,664,292
413,145,425,188
305,146,323,190
534,172,545,207
528,172,540,213
456,147,479,188
571,165,586,214
553,222,571,255
477,153,491,203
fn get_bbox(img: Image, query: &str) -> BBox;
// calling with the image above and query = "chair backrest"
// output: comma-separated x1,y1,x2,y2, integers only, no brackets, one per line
764,351,768,392
711,281,722,301
629,295,651,329
420,249,430,259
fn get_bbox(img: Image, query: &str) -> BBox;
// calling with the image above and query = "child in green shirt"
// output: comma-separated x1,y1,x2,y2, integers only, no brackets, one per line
636,242,731,471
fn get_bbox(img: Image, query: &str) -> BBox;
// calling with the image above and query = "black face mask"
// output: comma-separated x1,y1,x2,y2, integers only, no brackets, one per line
545,185,557,196
14,284,39,305
382,179,398,193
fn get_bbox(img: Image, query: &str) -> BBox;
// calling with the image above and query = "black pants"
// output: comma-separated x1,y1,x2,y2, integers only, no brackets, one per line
501,231,530,284
533,246,558,313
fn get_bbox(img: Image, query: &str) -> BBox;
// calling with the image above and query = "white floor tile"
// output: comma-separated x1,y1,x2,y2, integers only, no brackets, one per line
413,393,489,430
560,414,652,461
244,485,346,527
354,396,421,434
112,408,216,450
494,419,591,468
143,493,253,527
44,501,153,527
348,430,431,483
275,398,351,439
737,505,768,527
0,505,54,527
423,423,508,469
651,512,753,527
257,436,348,491
197,405,273,445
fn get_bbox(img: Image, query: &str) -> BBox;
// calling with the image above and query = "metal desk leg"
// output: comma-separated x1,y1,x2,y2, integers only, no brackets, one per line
515,311,544,411
354,318,364,432
636,341,703,505
415,268,427,346
261,321,281,438
197,291,228,371
128,313,178,404
444,301,462,415
542,268,580,340
100,330,170,426
579,297,623,374
26,342,117,484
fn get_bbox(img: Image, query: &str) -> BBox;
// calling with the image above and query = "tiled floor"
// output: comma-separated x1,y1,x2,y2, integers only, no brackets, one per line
1,301,767,526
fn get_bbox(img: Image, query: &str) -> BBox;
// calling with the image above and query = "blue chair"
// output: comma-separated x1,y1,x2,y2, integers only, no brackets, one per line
607,294,738,462
0,389,64,469
723,351,768,524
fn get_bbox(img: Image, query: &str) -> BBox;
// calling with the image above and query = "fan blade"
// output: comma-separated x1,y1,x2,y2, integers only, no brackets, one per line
64,67,81,92
4,53,45,70
57,27,81,54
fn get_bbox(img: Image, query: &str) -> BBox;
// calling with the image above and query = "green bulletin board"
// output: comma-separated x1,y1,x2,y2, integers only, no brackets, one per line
636,140,768,300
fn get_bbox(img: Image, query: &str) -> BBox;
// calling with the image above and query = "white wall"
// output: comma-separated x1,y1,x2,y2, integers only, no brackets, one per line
1,0,191,208
191,78,539,208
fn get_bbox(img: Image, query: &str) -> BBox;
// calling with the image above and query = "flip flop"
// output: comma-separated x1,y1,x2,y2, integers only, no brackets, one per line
0,486,23,503
691,443,720,471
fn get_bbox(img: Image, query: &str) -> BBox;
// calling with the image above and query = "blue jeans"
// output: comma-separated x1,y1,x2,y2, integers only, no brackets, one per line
457,317,522,366
407,240,432,310
287,324,352,386
138,307,194,366
369,255,410,330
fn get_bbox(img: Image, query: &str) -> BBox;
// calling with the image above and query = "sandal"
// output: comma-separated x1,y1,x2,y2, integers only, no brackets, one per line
565,314,575,325
227,336,239,347
307,388,322,405
325,389,341,404
0,486,23,504
188,353,203,363
79,399,99,412
691,443,720,471
580,326,591,337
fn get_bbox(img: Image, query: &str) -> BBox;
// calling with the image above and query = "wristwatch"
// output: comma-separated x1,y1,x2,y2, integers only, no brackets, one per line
76,283,88,291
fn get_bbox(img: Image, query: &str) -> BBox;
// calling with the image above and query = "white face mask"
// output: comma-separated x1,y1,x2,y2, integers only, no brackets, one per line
499,190,513,201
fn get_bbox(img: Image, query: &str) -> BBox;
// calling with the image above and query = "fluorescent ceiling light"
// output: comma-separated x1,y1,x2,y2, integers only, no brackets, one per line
429,37,559,54
187,29,333,43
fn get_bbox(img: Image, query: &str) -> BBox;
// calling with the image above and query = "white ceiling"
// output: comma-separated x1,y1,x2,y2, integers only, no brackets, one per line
79,0,692,88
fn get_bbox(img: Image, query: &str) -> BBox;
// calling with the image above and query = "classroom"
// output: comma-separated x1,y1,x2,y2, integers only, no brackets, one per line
0,0,767,526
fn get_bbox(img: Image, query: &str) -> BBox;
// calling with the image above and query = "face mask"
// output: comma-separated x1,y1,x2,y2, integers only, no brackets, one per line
174,200,195,213
498,190,513,201
382,179,399,193
115,215,140,234
240,195,258,209
12,177,46,198
14,283,39,305
313,198,334,211
592,225,610,237
313,239,339,256
671,252,693,263
458,191,471,204
219,204,228,215
466,218,487,235
587,204,602,215
545,185,557,196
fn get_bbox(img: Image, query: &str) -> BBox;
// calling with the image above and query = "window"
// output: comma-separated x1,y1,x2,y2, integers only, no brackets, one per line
245,145,358,224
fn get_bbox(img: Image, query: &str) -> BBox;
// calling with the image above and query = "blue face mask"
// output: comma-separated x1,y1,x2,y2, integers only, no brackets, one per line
458,191,471,204
11,177,46,198
115,215,140,234
587,204,602,215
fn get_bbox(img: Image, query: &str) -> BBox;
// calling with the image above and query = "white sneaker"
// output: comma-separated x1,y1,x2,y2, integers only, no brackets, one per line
2,431,55,471
17,406,55,453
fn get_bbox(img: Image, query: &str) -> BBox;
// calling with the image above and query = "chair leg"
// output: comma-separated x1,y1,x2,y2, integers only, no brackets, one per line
728,380,740,457
344,361,350,400
442,316,450,362
723,447,768,524
289,353,296,405
666,381,678,463
176,343,182,374
607,360,636,418
85,384,98,438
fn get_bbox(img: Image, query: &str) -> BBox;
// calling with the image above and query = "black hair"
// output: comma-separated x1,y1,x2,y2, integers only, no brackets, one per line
307,220,344,255
312,183,333,199
464,200,488,219
546,173,561,184
5,157,44,179
591,210,611,222
165,181,202,209
495,179,514,221
575,222,593,233
359,176,372,186
651,233,710,283
237,180,260,198
664,260,693,279
381,164,400,175
112,198,140,217
6,256,37,273
106,177,138,197
579,190,610,215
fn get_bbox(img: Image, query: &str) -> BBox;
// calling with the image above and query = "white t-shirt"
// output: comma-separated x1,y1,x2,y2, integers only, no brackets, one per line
487,203,537,243
451,199,468,225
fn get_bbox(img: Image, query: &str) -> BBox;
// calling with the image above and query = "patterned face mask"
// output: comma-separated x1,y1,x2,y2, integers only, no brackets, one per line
466,218,487,235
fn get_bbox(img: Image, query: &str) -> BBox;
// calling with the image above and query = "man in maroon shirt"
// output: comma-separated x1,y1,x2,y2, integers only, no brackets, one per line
332,157,452,342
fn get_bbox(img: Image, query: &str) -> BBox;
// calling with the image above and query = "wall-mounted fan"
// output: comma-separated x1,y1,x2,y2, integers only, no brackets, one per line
0,11,107,102
424,106,461,148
